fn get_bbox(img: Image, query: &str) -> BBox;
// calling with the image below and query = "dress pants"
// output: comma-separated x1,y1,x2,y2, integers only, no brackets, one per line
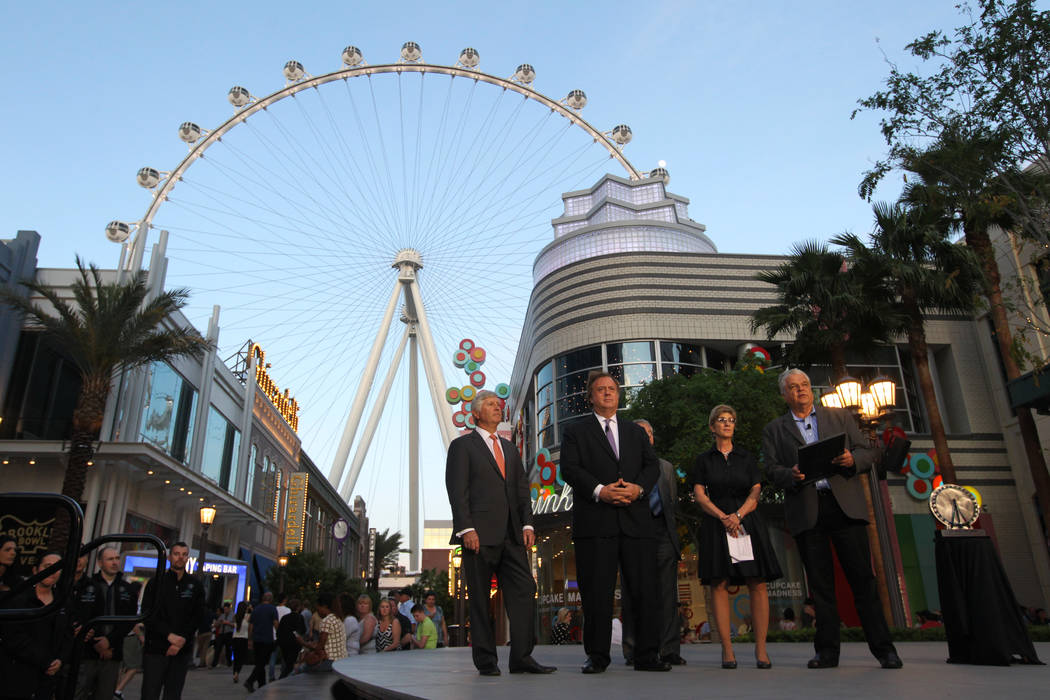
246,642,275,687
141,652,190,700
622,519,680,661
74,657,120,700
795,490,896,661
462,526,536,671
575,535,659,668
210,632,232,667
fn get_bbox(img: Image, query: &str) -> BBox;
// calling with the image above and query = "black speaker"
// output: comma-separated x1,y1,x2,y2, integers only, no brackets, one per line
879,438,911,480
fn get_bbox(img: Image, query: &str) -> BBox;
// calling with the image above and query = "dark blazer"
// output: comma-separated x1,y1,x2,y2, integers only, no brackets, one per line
656,458,682,558
560,416,660,539
446,430,533,546
762,405,875,536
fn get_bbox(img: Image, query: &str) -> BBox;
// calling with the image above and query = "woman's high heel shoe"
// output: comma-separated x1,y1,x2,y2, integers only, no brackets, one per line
721,652,737,669
756,658,772,669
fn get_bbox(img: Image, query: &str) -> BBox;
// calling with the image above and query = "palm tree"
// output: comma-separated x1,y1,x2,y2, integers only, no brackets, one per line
833,201,983,484
901,131,1050,524
369,528,408,590
0,258,209,541
751,240,890,380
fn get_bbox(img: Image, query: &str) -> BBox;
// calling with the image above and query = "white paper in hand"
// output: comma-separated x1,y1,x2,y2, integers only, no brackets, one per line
727,532,754,563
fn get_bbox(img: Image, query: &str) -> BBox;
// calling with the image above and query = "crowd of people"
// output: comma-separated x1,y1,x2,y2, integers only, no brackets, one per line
0,537,450,699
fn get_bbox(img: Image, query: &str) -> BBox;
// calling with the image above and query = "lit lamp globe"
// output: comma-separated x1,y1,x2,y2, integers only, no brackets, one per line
820,392,842,409
278,554,289,568
199,505,216,526
105,221,131,243
869,376,896,414
834,376,863,411
859,392,879,422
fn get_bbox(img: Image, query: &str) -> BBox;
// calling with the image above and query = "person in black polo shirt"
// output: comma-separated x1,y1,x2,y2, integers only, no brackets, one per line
141,542,204,700
73,546,138,699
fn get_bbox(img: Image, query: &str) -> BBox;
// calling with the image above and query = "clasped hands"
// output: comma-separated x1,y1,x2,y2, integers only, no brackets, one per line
788,449,854,482
598,479,642,506
721,512,743,537
166,633,186,657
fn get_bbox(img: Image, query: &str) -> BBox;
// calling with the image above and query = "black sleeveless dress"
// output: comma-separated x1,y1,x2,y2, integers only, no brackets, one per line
692,444,783,585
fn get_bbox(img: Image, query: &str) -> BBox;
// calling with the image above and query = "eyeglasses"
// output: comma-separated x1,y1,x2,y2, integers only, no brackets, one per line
715,417,736,425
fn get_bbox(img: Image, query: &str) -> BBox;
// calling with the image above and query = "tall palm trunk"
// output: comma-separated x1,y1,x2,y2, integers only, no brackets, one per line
829,343,847,383
51,373,110,548
966,223,1050,543
903,295,957,483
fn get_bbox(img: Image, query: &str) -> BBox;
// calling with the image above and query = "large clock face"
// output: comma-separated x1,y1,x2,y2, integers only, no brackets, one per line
331,519,349,541
930,484,980,528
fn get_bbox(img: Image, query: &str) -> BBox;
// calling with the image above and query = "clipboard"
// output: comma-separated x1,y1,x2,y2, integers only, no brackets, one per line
797,432,846,486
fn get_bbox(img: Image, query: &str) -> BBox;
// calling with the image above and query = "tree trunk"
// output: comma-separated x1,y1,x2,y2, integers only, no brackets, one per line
829,343,847,382
966,224,1050,550
51,373,110,549
905,304,957,483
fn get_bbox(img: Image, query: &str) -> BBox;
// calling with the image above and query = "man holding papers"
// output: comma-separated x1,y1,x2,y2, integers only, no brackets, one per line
763,368,902,670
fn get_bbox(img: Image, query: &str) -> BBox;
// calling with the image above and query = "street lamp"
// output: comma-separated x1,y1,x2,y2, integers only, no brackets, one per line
198,505,216,576
278,553,289,596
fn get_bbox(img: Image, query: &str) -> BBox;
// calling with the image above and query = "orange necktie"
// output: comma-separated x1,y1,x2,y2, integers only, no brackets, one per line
490,434,506,478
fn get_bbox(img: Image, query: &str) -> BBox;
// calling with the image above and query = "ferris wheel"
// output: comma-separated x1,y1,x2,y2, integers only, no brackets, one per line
106,42,656,564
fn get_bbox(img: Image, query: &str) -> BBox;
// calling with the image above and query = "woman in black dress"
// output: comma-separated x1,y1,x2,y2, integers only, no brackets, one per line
692,404,782,669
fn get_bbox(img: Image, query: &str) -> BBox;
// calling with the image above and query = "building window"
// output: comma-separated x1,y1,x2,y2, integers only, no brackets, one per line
0,331,82,440
246,444,259,507
659,341,705,377
140,361,197,463
201,407,240,493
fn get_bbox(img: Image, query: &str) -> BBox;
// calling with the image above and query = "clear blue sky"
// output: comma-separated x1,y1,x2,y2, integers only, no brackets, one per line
1,1,991,553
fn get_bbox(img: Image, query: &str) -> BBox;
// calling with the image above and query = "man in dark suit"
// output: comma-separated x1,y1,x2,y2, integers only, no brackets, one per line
621,419,685,666
762,368,902,670
445,389,555,676
560,371,669,673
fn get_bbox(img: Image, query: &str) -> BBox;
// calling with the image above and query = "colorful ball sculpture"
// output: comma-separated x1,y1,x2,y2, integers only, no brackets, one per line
446,339,510,434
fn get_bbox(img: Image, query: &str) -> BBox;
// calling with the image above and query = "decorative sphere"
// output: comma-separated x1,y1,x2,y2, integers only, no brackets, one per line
611,124,633,145
228,86,251,107
341,45,364,66
283,60,305,82
105,221,131,243
459,338,474,351
495,383,511,399
458,47,479,68
178,122,202,144
566,89,587,110
649,166,670,185
401,42,422,62
136,167,161,189
514,64,536,85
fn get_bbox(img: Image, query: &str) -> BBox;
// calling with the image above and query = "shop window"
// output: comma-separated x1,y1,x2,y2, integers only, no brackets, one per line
201,407,240,493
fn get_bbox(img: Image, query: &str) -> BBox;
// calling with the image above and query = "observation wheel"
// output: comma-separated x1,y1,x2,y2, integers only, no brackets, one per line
108,43,651,558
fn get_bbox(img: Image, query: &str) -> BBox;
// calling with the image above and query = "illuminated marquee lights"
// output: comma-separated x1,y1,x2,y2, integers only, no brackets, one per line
284,472,309,552
251,343,301,431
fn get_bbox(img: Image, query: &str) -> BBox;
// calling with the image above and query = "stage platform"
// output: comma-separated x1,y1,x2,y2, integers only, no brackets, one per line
247,641,1050,700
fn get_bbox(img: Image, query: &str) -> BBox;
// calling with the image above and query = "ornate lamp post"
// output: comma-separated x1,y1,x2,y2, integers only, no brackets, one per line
451,550,465,647
278,553,289,596
198,505,216,575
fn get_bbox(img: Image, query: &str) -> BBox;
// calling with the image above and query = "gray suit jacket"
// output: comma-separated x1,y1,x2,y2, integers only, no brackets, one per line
762,405,875,536
655,458,681,558
445,430,533,546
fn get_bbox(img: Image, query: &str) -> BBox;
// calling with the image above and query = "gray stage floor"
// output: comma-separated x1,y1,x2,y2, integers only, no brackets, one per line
325,641,1050,700
123,642,1049,698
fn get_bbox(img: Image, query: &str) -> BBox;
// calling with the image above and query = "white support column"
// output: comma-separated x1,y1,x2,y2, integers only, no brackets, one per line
189,307,222,473
328,281,403,488
339,326,410,502
405,278,455,448
235,348,258,501
408,328,419,572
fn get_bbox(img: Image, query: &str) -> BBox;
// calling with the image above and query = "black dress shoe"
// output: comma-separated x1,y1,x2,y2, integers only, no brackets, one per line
807,656,838,669
478,667,502,676
879,652,903,669
509,660,557,674
756,658,772,669
661,654,687,666
581,659,606,674
634,660,672,672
